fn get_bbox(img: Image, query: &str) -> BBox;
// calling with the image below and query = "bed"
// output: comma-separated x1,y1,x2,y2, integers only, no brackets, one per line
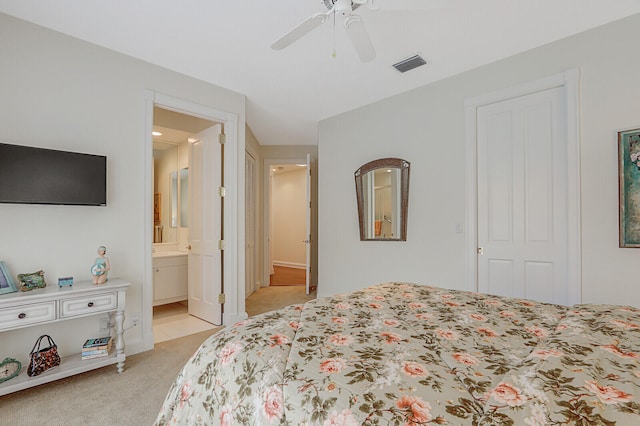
155,282,640,425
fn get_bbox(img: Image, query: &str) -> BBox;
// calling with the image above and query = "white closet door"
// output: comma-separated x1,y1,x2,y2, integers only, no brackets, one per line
245,152,256,298
477,86,568,304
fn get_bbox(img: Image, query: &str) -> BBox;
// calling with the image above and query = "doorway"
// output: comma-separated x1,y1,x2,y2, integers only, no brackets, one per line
142,91,243,352
151,107,220,343
269,163,308,286
263,156,317,299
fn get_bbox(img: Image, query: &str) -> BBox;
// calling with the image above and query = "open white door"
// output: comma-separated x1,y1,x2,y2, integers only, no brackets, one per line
305,153,312,294
188,124,223,325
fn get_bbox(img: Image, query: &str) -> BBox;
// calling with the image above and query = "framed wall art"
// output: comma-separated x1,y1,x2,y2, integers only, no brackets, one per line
618,127,640,248
0,261,18,294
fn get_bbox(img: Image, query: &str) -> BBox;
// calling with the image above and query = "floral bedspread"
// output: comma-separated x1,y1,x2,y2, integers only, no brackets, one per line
155,282,640,425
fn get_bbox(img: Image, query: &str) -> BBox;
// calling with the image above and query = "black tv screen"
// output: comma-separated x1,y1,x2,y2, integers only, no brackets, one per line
0,143,106,206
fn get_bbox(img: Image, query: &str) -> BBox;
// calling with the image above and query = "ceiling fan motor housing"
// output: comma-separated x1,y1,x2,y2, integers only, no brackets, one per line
324,0,360,15
323,0,337,9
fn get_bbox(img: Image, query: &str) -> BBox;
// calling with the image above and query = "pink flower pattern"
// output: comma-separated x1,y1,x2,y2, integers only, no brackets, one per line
269,334,290,346
526,326,548,338
178,381,193,408
219,405,233,426
219,341,243,366
584,381,633,405
436,328,459,340
328,334,353,346
380,331,403,344
157,283,640,426
402,361,429,377
477,327,499,338
396,395,433,426
324,409,359,426
320,358,347,374
491,382,527,407
453,352,479,365
600,344,639,359
262,385,284,423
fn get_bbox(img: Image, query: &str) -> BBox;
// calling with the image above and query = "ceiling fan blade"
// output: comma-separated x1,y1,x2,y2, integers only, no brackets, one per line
271,13,329,50
344,14,376,62
356,0,448,10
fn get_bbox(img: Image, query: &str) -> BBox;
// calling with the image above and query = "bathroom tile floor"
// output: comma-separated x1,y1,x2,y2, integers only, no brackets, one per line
152,286,316,344
153,302,220,344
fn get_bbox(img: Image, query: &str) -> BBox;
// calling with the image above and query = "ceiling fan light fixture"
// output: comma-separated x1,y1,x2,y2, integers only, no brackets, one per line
392,54,427,73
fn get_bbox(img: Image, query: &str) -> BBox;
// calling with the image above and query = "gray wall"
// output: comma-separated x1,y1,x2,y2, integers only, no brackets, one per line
318,13,640,306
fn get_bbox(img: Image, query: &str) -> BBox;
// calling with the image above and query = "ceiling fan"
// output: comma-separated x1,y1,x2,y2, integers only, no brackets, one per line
271,0,446,62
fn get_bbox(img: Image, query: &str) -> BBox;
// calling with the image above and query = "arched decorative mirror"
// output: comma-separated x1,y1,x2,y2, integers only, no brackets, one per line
355,158,410,241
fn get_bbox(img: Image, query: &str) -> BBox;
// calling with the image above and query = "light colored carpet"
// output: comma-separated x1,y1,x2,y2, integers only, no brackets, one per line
0,286,315,426
0,329,220,426
246,285,315,317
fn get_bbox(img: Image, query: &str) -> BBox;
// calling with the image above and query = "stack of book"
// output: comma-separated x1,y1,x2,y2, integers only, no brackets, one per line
81,336,112,360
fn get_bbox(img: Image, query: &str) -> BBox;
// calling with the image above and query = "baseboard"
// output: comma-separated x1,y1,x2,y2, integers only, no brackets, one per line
124,335,151,356
224,311,248,326
273,261,306,269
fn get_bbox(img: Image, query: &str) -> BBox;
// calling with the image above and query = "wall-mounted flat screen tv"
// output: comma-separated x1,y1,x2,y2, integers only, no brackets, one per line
0,143,107,206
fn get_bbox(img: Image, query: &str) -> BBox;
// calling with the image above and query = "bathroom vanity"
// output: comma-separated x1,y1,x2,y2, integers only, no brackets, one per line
153,251,188,306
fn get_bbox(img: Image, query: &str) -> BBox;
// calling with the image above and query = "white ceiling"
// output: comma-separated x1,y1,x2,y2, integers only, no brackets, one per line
1,0,640,146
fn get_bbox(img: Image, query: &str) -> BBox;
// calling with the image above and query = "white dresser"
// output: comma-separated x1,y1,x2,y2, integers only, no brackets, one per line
0,278,129,396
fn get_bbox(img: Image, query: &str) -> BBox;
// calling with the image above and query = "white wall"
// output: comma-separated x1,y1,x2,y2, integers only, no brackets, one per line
0,13,245,358
272,168,307,266
318,13,640,307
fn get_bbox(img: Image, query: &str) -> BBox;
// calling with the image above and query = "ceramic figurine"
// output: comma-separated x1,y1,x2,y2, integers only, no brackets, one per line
91,246,110,285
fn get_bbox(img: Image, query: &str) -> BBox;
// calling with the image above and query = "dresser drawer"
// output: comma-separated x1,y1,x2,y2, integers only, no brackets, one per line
60,292,117,318
0,301,56,331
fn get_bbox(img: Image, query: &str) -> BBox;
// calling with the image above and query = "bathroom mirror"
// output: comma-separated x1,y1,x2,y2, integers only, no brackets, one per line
179,167,188,227
170,170,178,228
355,158,410,241
153,142,179,243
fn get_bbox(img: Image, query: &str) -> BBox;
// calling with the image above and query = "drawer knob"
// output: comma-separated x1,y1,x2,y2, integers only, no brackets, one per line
87,302,94,307
18,313,26,319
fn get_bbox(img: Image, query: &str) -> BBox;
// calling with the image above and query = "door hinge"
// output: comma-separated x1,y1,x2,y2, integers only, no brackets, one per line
218,133,226,145
218,240,225,250
218,293,226,304
218,186,226,197
477,247,484,255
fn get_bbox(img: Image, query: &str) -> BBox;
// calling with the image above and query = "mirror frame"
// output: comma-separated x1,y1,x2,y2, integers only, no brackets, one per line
355,157,410,241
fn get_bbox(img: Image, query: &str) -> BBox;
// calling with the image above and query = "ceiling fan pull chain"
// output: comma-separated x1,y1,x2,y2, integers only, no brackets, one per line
332,10,337,58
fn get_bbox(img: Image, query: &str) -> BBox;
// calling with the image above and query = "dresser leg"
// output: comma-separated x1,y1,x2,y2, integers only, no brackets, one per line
114,310,126,373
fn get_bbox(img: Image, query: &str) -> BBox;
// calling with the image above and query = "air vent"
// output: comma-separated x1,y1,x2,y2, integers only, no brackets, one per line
392,54,427,73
